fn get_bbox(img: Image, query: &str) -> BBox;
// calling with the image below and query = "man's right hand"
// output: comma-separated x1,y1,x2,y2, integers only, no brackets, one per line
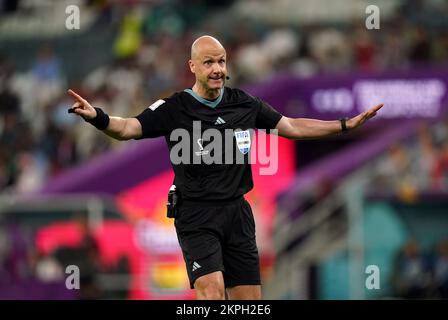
67,89,97,120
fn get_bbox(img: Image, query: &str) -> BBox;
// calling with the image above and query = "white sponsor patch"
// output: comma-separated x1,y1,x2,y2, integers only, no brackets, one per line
234,130,251,155
148,99,165,111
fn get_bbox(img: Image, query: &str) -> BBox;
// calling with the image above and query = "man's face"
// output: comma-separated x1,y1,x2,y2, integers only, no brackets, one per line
189,47,227,91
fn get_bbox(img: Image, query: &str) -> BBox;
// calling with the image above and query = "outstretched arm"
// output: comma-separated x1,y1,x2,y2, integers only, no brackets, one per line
67,89,142,140
275,103,384,140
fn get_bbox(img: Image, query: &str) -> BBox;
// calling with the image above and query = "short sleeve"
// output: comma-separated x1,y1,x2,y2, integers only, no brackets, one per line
134,99,175,139
254,97,283,129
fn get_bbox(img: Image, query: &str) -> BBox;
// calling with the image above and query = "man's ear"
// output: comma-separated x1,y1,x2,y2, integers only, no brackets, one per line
188,59,195,74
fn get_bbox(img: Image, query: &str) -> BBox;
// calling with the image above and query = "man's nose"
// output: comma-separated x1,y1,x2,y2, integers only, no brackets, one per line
212,63,223,74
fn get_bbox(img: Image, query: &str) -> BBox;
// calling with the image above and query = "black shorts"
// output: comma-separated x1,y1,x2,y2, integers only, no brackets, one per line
174,197,260,289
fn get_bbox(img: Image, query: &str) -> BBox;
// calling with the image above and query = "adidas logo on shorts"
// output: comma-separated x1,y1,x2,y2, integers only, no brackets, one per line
192,262,202,272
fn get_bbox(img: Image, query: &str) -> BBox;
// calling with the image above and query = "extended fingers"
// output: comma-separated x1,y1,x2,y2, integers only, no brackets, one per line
67,89,86,103
352,104,383,128
366,104,383,117
371,103,384,112
367,111,377,119
363,109,380,122
360,104,384,120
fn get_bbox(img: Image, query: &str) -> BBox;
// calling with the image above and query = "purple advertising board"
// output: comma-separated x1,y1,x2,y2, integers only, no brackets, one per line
248,67,448,120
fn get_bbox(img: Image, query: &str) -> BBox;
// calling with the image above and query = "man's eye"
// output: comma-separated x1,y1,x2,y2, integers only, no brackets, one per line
204,61,212,65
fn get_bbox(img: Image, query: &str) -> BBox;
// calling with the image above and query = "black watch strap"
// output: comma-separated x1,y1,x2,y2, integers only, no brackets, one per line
340,117,349,133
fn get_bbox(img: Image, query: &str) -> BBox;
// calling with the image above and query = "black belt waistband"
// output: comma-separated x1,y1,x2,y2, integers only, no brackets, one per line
181,195,244,207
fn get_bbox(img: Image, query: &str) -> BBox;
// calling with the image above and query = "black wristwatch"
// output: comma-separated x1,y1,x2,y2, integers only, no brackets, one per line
340,117,349,133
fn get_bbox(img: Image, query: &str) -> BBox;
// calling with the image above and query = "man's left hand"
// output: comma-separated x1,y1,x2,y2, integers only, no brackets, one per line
347,103,384,130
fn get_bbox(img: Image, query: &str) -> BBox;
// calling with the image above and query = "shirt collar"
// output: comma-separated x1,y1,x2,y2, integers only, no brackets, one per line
184,88,224,109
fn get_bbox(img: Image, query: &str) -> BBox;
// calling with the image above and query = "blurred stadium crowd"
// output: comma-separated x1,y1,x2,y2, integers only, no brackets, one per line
371,119,448,198
392,238,448,299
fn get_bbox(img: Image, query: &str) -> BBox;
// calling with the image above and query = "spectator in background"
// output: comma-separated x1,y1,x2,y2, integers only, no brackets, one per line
260,29,299,73
0,153,13,189
113,7,144,59
379,24,408,70
0,53,20,118
52,214,103,299
32,45,63,83
309,28,351,73
416,123,437,191
0,225,11,284
103,255,131,299
431,141,448,191
374,144,417,200
14,151,48,194
409,28,432,66
0,56,22,192
352,27,377,72
432,238,448,299
433,31,448,64
75,215,103,300
31,45,65,109
0,81,20,117
392,239,433,299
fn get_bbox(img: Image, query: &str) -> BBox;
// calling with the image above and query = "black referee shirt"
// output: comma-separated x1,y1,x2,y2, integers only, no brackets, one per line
135,87,283,201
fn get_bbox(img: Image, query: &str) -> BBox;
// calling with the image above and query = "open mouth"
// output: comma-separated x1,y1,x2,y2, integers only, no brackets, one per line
209,76,223,81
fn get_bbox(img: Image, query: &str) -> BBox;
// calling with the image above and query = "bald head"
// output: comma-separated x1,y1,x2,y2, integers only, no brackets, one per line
191,35,226,60
189,35,228,97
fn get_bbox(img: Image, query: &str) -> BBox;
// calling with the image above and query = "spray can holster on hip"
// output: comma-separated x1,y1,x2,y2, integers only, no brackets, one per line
166,185,179,218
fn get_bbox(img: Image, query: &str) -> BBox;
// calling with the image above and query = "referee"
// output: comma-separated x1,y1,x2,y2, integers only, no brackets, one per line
68,36,383,300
